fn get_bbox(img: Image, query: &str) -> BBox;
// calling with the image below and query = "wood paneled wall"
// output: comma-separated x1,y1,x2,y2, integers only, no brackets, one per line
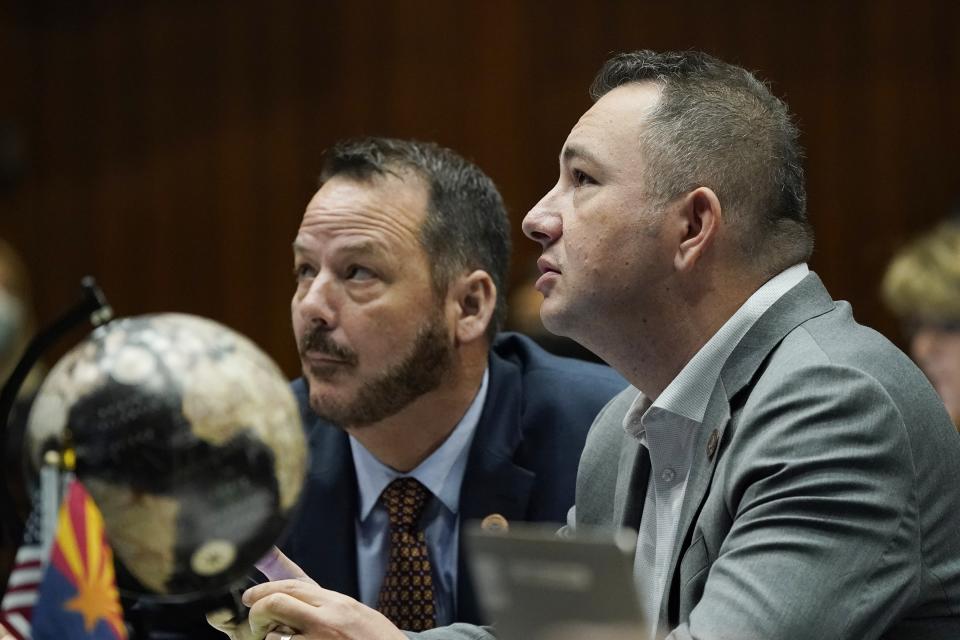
1,0,958,376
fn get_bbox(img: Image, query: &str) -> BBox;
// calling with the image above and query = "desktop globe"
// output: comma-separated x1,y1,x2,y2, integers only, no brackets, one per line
24,313,307,600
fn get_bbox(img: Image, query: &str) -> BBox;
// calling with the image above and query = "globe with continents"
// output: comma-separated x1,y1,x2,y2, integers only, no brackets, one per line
25,313,307,600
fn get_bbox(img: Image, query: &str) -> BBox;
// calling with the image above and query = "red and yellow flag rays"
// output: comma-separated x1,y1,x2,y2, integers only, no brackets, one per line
49,482,127,639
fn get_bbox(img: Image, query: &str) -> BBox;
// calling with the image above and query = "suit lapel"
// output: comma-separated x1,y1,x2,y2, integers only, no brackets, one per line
661,382,731,625
456,349,536,624
285,415,360,598
721,272,835,398
660,272,837,625
614,435,650,531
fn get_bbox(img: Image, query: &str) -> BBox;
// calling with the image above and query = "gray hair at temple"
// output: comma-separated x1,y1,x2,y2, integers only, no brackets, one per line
591,50,814,276
318,137,511,341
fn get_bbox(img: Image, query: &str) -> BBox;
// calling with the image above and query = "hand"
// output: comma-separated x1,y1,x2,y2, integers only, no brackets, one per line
206,546,305,639
206,608,263,640
207,605,297,640
216,546,408,640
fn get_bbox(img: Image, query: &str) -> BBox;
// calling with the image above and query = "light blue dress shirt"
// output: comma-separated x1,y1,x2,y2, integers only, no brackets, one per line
348,369,489,626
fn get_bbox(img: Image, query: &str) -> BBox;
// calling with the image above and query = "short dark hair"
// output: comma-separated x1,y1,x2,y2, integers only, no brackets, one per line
591,50,814,275
319,137,510,340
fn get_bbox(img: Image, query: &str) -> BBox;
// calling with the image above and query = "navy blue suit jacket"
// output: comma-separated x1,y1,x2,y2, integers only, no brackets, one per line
281,332,626,625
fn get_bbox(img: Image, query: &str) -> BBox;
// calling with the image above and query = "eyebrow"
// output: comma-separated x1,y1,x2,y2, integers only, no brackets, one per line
292,238,387,259
561,144,604,167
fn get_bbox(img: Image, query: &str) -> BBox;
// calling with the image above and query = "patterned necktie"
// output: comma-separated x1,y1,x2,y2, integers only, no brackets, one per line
376,477,437,631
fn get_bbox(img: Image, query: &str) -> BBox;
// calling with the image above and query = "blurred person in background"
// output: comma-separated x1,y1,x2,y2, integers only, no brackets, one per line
0,239,40,395
0,238,43,639
0,238,43,534
882,218,960,430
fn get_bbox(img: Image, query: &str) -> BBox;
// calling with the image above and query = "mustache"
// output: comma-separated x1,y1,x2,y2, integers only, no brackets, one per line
299,327,358,365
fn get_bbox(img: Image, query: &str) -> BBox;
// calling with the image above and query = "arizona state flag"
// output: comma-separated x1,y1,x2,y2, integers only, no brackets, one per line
31,479,127,639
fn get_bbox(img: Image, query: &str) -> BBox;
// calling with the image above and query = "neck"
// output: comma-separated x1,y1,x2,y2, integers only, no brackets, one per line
345,343,487,472
585,267,762,401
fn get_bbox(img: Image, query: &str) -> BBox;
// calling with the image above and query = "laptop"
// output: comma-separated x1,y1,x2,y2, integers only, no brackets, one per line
464,522,645,640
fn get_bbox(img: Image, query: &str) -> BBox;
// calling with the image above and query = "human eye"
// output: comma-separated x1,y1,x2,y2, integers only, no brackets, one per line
572,168,597,187
345,264,376,281
293,262,317,282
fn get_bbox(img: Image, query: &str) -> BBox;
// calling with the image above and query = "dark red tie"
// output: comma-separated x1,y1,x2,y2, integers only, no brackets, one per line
376,477,437,631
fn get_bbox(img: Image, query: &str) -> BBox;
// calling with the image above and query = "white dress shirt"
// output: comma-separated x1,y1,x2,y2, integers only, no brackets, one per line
624,263,809,638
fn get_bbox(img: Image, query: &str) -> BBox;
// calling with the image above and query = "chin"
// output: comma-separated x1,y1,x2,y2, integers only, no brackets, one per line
305,373,346,401
539,307,573,338
308,387,352,423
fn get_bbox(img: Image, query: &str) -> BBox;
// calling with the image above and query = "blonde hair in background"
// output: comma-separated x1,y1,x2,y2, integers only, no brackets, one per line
881,221,960,323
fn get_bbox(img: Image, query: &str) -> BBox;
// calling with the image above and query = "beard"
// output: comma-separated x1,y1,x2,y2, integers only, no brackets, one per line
301,310,454,428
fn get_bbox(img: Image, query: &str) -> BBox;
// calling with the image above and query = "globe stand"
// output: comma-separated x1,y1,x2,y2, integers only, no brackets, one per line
1,277,111,541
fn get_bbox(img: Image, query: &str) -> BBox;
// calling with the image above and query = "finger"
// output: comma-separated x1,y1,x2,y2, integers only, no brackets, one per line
206,607,234,627
248,592,323,638
206,608,242,633
244,578,330,608
255,546,312,582
206,607,255,640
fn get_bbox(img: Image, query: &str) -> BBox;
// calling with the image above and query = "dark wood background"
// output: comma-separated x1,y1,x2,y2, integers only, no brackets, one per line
1,0,958,377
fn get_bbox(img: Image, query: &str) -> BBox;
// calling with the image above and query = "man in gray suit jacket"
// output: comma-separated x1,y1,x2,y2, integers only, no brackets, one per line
233,51,960,640
517,50,960,639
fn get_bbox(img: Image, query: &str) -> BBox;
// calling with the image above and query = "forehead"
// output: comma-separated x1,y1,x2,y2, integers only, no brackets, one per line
563,82,662,166
296,173,429,252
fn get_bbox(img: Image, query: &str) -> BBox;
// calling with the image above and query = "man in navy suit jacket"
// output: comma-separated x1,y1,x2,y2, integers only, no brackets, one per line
208,137,624,640
282,331,623,627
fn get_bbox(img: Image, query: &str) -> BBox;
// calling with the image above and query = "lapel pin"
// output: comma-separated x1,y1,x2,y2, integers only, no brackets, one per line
480,513,509,533
706,429,720,461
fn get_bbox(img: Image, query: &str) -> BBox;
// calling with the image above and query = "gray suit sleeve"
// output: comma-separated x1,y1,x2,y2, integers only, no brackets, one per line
672,363,919,640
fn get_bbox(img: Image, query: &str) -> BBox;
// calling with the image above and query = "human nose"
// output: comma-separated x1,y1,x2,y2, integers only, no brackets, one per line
910,327,940,367
522,184,563,248
295,274,339,330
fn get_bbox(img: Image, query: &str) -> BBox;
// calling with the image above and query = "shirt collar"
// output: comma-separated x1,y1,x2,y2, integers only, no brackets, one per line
623,392,653,441
350,368,489,522
654,263,809,424
624,263,809,438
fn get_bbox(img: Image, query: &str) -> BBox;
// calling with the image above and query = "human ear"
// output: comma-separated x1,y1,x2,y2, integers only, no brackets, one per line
449,270,497,344
674,187,721,272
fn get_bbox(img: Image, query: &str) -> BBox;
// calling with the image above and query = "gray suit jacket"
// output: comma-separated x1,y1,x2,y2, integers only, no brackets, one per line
574,273,960,639
414,273,960,640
